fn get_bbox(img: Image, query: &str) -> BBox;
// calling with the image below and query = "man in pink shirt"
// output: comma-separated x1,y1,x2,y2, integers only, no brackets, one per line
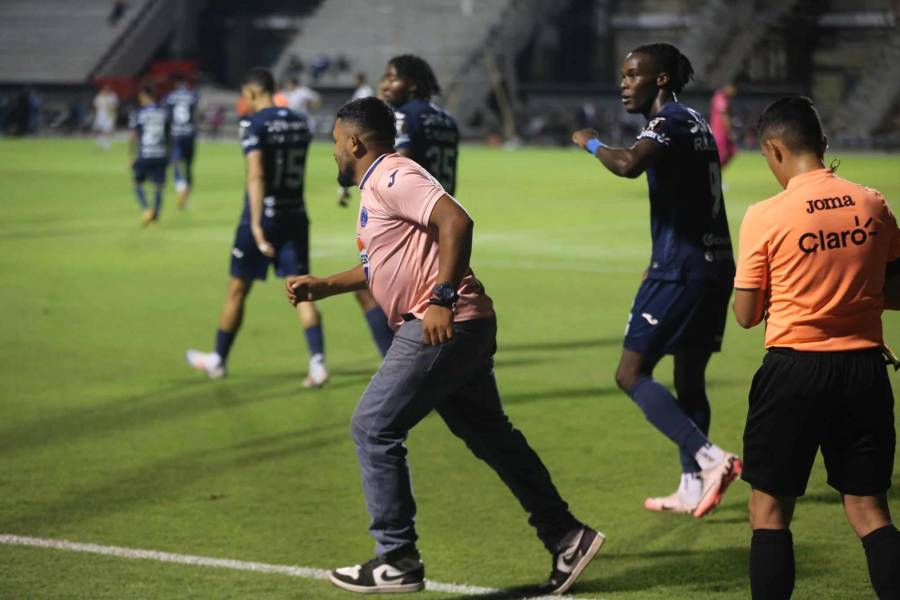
285,97,603,595
710,84,737,169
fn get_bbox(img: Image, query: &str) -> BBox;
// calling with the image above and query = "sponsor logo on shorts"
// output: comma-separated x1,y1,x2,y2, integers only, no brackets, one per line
232,248,244,259
641,313,659,326
798,216,877,254
360,207,368,228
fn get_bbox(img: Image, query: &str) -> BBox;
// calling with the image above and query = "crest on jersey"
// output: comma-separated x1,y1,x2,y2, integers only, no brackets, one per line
360,207,368,227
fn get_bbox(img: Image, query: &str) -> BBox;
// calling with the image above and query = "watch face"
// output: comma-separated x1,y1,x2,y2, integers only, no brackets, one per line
433,284,457,303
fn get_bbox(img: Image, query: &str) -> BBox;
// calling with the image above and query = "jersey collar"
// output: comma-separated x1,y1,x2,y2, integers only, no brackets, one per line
358,153,390,190
786,168,831,192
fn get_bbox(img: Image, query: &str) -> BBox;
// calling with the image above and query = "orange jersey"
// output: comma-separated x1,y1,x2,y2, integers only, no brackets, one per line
735,168,900,351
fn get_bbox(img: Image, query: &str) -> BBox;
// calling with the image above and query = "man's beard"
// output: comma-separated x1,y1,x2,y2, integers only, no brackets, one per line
337,162,355,187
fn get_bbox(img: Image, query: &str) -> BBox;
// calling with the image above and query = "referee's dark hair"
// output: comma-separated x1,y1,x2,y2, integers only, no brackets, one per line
388,54,441,98
632,43,694,94
757,96,827,156
241,67,275,95
336,97,396,145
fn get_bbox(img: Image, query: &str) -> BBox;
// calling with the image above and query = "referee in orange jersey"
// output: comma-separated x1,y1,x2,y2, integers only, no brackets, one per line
733,96,900,599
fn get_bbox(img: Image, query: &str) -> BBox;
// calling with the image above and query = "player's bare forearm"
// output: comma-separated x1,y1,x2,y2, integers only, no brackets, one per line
733,288,767,328
285,265,367,306
246,175,265,228
594,147,646,179
572,130,660,179
429,195,473,288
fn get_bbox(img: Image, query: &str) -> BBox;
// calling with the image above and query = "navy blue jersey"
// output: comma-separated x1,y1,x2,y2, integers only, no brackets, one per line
394,98,459,195
165,85,199,138
636,101,735,281
239,106,312,224
128,104,169,160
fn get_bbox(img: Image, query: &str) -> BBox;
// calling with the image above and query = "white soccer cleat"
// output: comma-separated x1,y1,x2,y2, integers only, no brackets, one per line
644,491,698,514
185,349,226,380
693,453,743,518
303,354,329,388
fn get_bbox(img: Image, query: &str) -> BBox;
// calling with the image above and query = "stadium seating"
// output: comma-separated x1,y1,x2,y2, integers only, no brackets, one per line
0,0,154,84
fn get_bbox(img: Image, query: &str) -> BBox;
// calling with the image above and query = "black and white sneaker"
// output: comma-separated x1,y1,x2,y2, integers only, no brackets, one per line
540,526,605,595
329,554,425,594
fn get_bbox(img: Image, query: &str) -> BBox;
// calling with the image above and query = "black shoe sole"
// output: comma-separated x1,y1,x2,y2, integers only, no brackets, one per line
328,572,425,594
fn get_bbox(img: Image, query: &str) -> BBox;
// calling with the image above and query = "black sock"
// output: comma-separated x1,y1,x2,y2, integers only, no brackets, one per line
750,528,794,600
862,524,900,599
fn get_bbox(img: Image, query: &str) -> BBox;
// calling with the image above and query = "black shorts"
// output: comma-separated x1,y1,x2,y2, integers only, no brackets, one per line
742,347,895,497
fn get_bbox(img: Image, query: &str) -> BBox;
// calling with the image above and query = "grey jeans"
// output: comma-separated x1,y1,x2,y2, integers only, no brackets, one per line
350,316,580,557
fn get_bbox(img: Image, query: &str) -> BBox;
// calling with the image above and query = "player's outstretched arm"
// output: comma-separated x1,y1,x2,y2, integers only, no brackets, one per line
285,265,368,306
733,288,767,328
572,129,663,179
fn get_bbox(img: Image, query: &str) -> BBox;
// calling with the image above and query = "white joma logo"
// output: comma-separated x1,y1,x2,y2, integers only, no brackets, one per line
641,313,659,326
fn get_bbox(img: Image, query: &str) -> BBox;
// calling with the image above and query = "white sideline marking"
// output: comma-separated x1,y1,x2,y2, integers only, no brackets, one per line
0,534,589,599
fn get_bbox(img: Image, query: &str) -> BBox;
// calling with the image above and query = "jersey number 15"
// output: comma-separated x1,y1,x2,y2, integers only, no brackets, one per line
272,148,306,190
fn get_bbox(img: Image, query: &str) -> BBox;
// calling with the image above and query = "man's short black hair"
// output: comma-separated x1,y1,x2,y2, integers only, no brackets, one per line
139,84,155,98
242,68,275,94
172,72,186,84
388,54,441,98
631,43,694,94
335,97,396,145
757,96,827,155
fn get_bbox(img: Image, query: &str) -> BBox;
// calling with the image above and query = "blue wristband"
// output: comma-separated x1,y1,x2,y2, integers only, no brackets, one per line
585,138,605,155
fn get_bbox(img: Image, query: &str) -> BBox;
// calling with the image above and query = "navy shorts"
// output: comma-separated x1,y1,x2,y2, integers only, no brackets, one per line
132,157,167,185
623,279,731,356
171,137,195,168
230,216,310,281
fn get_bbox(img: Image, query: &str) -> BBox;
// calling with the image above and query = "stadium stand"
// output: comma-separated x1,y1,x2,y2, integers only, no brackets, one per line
0,0,153,84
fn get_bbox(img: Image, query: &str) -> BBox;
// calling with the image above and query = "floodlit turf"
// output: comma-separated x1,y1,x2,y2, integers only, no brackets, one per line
1,137,898,599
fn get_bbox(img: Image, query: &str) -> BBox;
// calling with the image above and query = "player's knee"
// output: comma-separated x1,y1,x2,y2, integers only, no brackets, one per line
843,494,891,538
226,278,251,302
615,367,638,392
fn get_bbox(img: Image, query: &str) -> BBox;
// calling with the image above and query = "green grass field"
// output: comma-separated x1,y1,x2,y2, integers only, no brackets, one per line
1,138,898,599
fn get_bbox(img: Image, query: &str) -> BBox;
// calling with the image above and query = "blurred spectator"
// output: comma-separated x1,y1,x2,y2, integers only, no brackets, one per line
27,87,42,134
352,73,374,100
208,105,226,138
283,78,321,115
12,88,30,136
108,1,127,26
285,54,304,80
311,54,331,82
709,83,738,169
335,54,350,74
575,101,598,130
92,84,118,150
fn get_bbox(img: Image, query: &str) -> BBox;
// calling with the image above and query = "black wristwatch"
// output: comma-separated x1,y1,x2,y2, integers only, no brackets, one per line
429,283,459,309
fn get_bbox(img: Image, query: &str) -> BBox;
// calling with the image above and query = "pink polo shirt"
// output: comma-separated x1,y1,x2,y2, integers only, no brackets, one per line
356,153,494,330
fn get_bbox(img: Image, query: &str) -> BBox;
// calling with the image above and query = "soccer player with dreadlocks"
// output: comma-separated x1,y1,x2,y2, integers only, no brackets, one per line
381,54,459,195
571,43,741,518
